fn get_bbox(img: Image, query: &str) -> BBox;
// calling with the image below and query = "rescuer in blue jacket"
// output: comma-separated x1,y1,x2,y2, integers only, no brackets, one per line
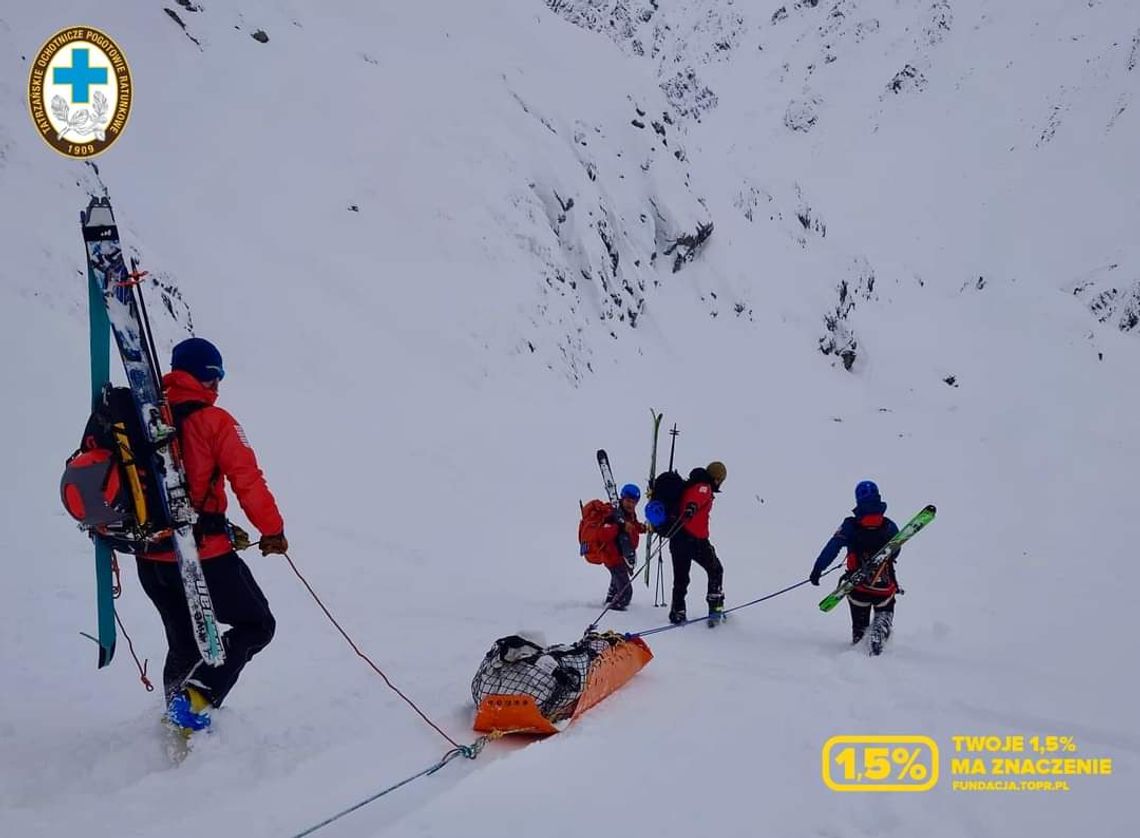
810,481,900,655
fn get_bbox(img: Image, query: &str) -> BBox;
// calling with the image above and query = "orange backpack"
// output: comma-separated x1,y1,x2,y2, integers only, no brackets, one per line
578,499,614,565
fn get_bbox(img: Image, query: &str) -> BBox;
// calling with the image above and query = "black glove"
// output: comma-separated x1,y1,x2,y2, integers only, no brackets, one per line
259,532,289,556
809,568,821,586
684,502,698,518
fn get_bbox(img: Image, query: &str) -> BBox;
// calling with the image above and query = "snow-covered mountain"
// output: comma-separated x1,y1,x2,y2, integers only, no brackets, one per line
1,1,1137,836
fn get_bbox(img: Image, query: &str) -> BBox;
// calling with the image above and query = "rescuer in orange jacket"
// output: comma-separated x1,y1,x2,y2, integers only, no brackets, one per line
578,484,646,610
601,484,646,610
136,337,286,732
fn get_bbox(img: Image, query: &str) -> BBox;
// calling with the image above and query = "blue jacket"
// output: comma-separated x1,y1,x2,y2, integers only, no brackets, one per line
811,501,898,578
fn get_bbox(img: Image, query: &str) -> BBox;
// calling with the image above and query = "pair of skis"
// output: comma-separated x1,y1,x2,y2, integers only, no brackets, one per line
596,409,667,575
82,197,224,669
818,504,937,612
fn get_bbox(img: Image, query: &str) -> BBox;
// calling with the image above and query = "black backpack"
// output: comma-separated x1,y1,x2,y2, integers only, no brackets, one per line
648,470,688,535
60,384,208,553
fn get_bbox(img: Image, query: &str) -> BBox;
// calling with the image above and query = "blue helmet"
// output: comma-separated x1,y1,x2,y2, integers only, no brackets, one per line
620,483,641,501
855,480,880,503
645,499,667,527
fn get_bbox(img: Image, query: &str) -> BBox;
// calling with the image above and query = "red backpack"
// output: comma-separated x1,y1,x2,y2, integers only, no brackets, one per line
60,384,206,554
578,499,614,565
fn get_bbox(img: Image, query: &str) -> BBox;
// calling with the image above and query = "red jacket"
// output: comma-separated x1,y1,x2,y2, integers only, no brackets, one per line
597,512,645,569
679,481,714,539
143,371,284,562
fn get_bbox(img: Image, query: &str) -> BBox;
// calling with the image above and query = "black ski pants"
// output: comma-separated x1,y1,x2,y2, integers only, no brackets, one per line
137,551,275,706
669,530,724,612
848,590,895,638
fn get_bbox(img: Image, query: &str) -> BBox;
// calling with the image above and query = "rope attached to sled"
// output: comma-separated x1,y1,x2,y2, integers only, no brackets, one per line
626,564,844,638
281,550,462,748
290,732,505,838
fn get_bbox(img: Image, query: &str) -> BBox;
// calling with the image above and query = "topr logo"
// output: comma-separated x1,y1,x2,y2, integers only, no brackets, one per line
27,26,133,158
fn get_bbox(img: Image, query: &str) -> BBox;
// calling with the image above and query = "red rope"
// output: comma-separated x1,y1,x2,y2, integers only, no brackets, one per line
281,552,460,748
111,554,123,598
113,608,155,692
113,269,149,288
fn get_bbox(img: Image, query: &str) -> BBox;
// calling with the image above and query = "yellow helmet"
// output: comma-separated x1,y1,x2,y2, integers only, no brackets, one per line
706,461,727,487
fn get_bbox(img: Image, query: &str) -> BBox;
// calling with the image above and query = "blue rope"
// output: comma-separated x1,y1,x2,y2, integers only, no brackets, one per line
626,564,843,639
291,738,487,838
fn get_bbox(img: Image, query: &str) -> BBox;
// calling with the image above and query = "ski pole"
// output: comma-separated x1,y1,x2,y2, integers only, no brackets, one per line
654,551,667,607
667,423,678,471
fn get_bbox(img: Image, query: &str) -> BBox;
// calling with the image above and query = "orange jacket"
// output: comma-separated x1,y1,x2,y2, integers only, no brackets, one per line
143,371,284,562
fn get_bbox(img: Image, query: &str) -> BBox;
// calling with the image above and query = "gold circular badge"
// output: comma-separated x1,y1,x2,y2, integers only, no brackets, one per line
27,26,133,159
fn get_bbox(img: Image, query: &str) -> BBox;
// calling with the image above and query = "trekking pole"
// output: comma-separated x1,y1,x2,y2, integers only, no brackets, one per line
644,409,662,588
654,423,680,606
654,551,667,607
653,518,668,607
667,423,678,471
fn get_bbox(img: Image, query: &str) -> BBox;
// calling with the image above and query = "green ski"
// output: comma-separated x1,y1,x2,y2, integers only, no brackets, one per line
644,409,663,585
818,504,936,613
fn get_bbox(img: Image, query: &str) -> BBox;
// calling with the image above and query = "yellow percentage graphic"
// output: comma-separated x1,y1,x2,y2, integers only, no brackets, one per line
822,735,940,792
1030,735,1078,754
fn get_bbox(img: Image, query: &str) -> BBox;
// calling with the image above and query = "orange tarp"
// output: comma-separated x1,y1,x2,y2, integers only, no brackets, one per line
473,637,653,735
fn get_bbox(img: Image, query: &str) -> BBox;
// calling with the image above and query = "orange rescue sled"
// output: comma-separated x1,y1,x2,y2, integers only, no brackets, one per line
473,635,653,735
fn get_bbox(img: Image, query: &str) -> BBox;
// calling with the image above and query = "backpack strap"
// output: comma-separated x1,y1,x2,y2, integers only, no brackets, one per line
171,400,209,431
168,401,226,533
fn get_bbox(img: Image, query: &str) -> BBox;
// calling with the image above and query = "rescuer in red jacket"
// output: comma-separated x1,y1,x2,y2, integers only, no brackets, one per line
668,462,726,624
137,337,286,733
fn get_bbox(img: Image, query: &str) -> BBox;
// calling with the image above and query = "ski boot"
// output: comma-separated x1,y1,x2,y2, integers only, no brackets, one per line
706,592,726,628
851,627,866,645
167,685,212,736
868,611,893,656
668,608,687,625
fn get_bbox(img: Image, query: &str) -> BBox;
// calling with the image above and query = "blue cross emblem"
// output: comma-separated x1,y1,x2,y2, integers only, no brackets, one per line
53,48,108,104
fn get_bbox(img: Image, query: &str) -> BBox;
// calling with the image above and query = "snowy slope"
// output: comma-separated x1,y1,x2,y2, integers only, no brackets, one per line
1,1,1138,837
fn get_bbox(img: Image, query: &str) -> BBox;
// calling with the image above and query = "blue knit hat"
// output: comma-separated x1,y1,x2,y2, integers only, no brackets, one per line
171,337,225,382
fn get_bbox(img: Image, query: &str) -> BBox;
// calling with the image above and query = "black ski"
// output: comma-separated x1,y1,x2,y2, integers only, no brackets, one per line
596,449,636,569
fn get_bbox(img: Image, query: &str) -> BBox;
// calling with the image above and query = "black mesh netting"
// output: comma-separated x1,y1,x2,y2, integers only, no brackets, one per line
471,632,621,723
